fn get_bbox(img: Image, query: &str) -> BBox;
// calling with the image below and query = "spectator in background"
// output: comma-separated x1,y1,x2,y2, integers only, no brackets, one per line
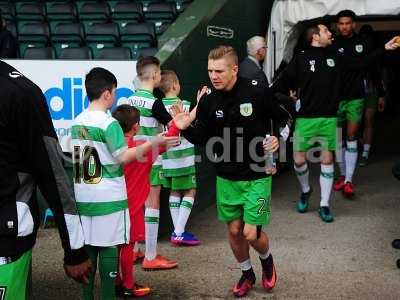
0,9,18,58
239,36,269,87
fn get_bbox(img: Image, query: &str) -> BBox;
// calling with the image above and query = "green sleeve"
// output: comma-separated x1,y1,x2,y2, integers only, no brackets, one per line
105,121,127,157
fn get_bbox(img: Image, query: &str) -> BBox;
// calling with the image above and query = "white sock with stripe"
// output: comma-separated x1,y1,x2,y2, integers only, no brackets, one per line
345,140,358,183
337,146,346,176
294,163,310,193
320,164,334,207
145,208,159,260
169,195,181,230
362,144,371,158
174,197,194,236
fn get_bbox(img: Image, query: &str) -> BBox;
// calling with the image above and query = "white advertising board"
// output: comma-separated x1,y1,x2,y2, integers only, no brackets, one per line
4,60,137,152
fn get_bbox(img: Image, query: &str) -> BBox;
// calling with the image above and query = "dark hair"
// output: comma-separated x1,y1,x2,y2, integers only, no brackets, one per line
136,56,160,77
305,24,320,44
359,24,373,36
112,104,140,133
85,67,117,101
337,10,356,22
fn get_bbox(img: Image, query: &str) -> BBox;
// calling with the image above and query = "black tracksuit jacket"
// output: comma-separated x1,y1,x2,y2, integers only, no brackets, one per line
183,77,294,181
0,61,87,265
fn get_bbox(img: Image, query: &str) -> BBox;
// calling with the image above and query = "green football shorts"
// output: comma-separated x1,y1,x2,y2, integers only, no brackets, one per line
150,165,166,187
0,250,32,300
293,117,337,152
216,176,272,225
338,98,365,123
163,174,197,190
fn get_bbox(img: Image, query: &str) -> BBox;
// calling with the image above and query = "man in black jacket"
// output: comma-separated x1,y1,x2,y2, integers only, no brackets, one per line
332,10,374,197
0,61,91,300
239,35,269,87
0,10,17,58
274,21,398,223
184,45,293,297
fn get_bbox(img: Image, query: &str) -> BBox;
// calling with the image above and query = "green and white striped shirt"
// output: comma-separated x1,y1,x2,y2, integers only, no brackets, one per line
71,110,128,216
128,89,163,141
161,97,196,177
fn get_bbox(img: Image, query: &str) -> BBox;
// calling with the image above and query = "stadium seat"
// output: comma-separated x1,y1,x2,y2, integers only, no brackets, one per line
58,47,93,59
137,46,157,58
0,2,14,22
166,0,193,13
139,0,164,11
94,47,132,60
15,2,46,22
51,22,85,57
120,22,156,53
86,22,120,56
144,3,177,21
46,2,78,22
78,1,110,27
110,1,143,28
18,22,50,57
144,3,176,35
23,47,55,59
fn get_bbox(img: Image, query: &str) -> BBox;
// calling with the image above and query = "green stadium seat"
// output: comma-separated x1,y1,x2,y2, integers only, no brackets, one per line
46,2,78,22
166,0,193,13
144,3,176,35
110,1,143,28
137,46,157,58
15,2,46,22
120,22,156,54
58,46,93,60
139,0,164,11
51,22,85,57
23,47,56,59
144,2,176,21
18,22,50,57
94,47,132,60
78,1,110,27
86,22,120,57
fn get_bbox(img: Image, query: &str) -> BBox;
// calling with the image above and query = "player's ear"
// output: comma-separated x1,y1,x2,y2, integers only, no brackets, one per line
232,64,238,75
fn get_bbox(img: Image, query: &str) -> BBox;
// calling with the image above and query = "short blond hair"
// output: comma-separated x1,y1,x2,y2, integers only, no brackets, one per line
208,45,238,66
159,70,178,94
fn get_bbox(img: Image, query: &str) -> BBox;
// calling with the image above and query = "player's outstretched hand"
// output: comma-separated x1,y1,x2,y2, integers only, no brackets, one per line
197,86,209,102
153,133,180,148
263,135,279,153
385,36,400,50
170,100,184,117
64,259,92,285
173,112,192,130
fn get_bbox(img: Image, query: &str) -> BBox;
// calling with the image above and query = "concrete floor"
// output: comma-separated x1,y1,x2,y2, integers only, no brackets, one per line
32,153,400,300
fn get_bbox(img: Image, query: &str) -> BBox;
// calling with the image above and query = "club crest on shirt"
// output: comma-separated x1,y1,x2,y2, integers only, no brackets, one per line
240,103,253,117
355,44,363,53
326,58,335,67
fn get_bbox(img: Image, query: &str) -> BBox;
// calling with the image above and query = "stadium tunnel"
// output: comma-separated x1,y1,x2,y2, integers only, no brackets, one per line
264,0,400,171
